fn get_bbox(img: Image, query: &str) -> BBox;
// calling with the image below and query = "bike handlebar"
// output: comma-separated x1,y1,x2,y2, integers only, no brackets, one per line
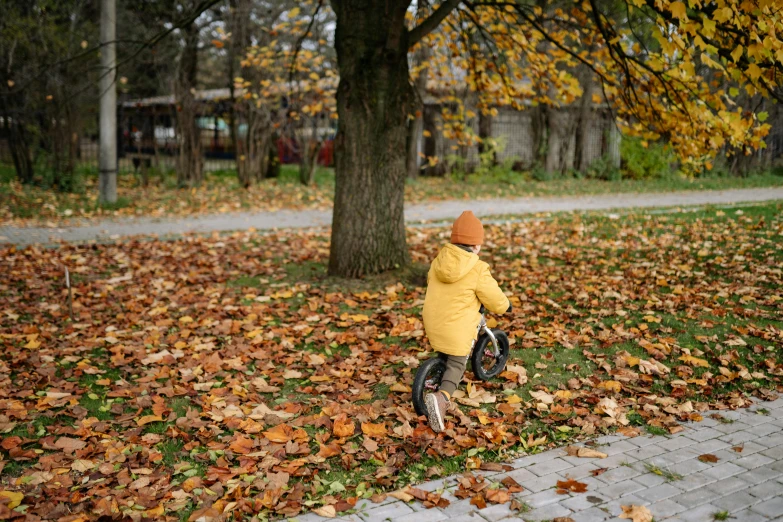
479,303,513,314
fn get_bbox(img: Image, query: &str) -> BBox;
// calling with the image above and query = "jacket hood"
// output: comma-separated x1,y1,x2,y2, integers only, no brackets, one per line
431,244,479,284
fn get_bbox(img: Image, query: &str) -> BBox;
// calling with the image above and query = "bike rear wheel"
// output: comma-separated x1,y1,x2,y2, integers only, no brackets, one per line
470,329,510,380
412,357,447,417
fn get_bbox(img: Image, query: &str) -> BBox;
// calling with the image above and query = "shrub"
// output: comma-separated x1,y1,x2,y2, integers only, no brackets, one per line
587,154,622,181
620,137,675,179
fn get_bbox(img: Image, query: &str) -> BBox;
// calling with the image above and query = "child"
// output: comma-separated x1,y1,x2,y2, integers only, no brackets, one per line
422,210,512,433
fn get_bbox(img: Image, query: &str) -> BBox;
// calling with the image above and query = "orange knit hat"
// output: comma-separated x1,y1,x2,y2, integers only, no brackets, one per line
450,211,484,245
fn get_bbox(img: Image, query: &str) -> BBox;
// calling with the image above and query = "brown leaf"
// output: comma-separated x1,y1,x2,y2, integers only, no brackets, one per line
317,442,341,458
136,415,163,426
500,476,524,493
263,423,293,443
556,479,588,493
53,437,86,452
361,422,388,438
362,438,379,452
228,434,254,455
485,488,510,504
590,468,608,476
470,494,487,509
313,505,336,518
619,504,653,522
732,445,744,453
480,462,512,472
565,445,608,459
618,426,642,438
370,493,387,503
0,437,21,450
553,518,576,522
333,414,355,438
510,499,526,512
388,489,414,502
698,454,719,463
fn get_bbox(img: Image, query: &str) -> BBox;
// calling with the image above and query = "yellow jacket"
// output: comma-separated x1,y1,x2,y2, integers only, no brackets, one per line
422,244,510,356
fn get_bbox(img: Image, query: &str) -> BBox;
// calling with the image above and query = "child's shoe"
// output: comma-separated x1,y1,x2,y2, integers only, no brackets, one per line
425,391,449,433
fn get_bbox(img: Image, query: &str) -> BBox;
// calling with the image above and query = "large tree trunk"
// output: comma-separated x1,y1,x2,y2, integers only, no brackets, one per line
99,0,117,202
328,0,413,278
176,21,203,187
299,116,323,185
406,32,429,179
478,110,494,163
574,68,595,173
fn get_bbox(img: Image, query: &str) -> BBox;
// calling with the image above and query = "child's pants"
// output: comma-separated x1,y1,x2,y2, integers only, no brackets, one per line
438,353,469,396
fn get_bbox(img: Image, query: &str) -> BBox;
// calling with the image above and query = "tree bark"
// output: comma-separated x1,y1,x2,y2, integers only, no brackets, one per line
176,21,203,187
328,0,413,278
99,0,117,203
478,110,494,163
407,25,429,179
574,67,595,173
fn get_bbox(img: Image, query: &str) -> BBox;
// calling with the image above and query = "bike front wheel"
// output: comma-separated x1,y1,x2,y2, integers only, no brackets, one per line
470,329,510,380
412,356,447,417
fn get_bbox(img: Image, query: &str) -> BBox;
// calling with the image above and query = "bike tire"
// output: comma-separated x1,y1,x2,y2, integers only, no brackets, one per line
412,357,447,417
471,329,510,380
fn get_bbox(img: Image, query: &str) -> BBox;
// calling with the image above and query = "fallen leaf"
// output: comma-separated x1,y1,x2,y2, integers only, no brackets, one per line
136,415,163,426
263,423,293,443
556,479,588,493
470,494,487,509
229,434,254,454
530,390,554,404
333,414,355,438
619,504,653,522
0,491,23,509
679,354,709,368
361,422,388,438
618,426,641,438
591,468,608,476
698,454,719,463
598,380,622,392
53,437,86,452
486,488,510,504
313,505,336,518
479,462,512,472
732,445,744,453
390,382,412,393
501,476,524,493
510,499,526,512
388,489,414,502
565,445,608,459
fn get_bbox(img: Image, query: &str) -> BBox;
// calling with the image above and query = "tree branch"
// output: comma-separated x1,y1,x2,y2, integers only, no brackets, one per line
408,0,463,47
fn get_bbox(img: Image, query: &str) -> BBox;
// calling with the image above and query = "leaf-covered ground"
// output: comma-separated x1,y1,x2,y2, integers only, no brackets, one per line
2,164,783,227
1,202,782,521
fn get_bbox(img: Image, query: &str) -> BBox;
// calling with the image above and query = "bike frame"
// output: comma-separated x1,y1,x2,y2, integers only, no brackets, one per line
478,314,501,358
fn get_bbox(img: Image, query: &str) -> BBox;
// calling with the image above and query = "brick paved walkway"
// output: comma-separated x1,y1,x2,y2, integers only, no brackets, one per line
290,399,783,522
3,187,783,246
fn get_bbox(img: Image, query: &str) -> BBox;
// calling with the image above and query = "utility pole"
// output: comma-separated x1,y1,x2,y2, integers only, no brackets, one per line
99,0,117,204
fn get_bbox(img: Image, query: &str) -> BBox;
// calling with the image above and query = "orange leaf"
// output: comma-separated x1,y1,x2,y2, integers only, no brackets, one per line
698,454,719,463
333,414,355,438
317,442,341,458
619,504,653,522
136,415,163,426
263,423,293,443
486,489,510,504
470,494,487,509
361,422,387,438
228,434,254,455
556,479,588,493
